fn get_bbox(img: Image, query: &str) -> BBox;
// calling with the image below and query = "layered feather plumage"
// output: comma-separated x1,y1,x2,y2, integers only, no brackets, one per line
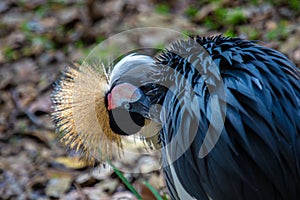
156,36,300,200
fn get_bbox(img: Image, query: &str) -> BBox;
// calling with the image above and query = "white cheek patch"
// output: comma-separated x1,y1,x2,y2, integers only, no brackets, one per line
108,83,141,110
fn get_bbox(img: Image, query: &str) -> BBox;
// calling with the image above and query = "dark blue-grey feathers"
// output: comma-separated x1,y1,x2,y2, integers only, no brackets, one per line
156,36,300,200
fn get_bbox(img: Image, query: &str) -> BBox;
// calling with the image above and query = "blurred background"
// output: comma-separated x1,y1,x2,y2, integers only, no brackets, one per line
0,0,300,199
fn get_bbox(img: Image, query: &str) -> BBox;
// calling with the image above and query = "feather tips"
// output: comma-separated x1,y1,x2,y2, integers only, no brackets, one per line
156,35,300,199
51,62,122,164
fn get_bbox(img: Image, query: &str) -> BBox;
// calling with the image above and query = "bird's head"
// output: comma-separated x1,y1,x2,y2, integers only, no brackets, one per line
51,54,161,164
106,82,151,135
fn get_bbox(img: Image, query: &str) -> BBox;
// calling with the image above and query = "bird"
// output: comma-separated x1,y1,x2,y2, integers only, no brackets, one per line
52,35,300,200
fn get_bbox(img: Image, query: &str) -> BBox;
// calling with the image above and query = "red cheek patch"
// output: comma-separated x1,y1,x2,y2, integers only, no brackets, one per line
107,93,114,110
107,83,140,111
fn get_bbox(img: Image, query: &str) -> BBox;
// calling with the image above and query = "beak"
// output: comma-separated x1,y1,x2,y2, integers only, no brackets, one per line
130,94,151,119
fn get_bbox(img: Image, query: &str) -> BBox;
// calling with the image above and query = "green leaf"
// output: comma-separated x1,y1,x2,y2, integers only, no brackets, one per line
225,8,246,25
155,4,170,14
107,159,142,200
185,6,198,19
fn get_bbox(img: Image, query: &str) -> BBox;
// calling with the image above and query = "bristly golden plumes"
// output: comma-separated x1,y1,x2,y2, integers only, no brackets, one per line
51,62,122,164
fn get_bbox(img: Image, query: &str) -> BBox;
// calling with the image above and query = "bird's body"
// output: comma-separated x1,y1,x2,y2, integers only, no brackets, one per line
52,36,300,199
156,36,300,200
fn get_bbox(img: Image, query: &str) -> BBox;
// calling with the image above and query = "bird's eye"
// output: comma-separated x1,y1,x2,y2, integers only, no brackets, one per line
123,102,131,110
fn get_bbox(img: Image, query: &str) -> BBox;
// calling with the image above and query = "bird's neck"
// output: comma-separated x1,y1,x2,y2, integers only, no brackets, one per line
139,83,168,123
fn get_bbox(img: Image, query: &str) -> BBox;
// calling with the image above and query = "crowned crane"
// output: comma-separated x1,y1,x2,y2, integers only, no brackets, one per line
52,35,300,200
